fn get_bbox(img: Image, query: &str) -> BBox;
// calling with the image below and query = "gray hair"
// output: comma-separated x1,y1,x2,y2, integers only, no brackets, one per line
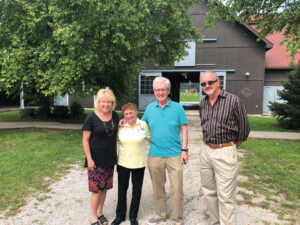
153,77,171,89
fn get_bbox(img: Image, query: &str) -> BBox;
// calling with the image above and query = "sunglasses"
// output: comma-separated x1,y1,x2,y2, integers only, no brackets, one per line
200,79,218,87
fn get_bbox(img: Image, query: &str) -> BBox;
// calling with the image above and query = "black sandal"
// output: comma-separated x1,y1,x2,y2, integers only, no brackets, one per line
98,215,108,225
91,221,100,225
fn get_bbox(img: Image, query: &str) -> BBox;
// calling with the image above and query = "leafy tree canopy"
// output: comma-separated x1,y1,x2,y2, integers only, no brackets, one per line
205,0,300,59
0,0,201,100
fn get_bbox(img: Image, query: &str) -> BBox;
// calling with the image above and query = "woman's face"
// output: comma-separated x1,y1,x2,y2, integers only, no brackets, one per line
123,109,137,124
98,96,113,113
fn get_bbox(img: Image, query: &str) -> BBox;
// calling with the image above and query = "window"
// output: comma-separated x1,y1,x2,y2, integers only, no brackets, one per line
174,41,196,67
140,75,156,94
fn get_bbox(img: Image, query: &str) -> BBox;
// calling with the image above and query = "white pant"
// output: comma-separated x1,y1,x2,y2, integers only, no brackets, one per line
200,144,238,225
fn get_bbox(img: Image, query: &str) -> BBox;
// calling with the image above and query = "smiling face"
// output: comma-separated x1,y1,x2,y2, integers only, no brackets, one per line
98,96,113,113
200,71,220,97
123,109,137,125
153,81,170,104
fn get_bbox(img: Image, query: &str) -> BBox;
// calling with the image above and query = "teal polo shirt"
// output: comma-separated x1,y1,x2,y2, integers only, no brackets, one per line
142,99,188,157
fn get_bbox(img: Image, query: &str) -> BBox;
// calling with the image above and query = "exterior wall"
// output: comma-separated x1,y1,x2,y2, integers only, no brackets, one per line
264,69,290,86
139,2,266,114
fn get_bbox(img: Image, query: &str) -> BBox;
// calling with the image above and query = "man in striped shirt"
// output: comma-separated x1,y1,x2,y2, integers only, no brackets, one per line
199,71,250,225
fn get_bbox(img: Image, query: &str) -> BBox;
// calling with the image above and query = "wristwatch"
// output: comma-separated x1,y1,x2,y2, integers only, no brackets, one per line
181,148,188,152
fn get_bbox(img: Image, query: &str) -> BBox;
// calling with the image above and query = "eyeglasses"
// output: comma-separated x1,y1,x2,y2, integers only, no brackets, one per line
154,88,169,92
200,79,218,87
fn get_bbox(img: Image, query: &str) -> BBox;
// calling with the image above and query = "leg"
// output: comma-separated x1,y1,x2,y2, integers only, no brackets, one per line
213,145,238,225
91,192,101,223
166,156,183,225
129,167,145,220
116,165,130,220
200,145,219,225
148,156,167,219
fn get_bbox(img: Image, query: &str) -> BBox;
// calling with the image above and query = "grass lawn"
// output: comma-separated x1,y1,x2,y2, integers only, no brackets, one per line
180,93,199,102
0,110,144,124
240,139,300,222
248,116,300,132
0,129,83,217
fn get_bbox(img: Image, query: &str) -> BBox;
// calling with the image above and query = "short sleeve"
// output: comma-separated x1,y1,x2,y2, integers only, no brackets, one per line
179,104,188,125
82,113,93,131
141,107,148,122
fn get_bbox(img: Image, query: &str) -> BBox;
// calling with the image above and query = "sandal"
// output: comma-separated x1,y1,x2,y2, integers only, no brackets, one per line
91,221,100,225
98,215,108,225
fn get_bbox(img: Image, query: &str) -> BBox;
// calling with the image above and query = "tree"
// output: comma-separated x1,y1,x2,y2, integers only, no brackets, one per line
205,0,300,59
0,0,202,101
269,62,300,129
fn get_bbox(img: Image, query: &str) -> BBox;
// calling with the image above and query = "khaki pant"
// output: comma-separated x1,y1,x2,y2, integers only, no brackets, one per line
148,156,183,225
200,144,238,225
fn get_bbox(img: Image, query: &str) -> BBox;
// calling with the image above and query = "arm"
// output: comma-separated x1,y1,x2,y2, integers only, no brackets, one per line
234,99,250,148
180,124,189,164
82,130,95,171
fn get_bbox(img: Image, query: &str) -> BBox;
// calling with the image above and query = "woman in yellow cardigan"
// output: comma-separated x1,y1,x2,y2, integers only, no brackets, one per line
111,103,150,225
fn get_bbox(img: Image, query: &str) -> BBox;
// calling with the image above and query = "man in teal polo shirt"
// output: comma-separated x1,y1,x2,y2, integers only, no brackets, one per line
143,77,189,225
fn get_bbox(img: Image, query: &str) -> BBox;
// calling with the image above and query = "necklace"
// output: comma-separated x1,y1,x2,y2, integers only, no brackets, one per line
101,118,114,136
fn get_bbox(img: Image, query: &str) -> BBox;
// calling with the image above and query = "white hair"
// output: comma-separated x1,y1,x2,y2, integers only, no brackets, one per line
153,77,171,89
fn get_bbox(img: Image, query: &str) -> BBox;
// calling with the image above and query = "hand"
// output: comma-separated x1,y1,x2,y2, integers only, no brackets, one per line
181,151,189,164
235,140,243,148
87,159,95,171
119,119,125,127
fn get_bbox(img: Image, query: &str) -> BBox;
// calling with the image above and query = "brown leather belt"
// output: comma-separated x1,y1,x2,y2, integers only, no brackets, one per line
205,142,235,149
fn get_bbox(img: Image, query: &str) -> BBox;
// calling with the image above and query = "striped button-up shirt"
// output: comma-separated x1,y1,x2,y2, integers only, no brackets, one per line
199,90,250,144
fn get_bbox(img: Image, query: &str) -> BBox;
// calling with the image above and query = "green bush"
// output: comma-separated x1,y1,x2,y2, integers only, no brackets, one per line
53,106,69,118
70,101,84,117
36,105,51,118
19,108,36,119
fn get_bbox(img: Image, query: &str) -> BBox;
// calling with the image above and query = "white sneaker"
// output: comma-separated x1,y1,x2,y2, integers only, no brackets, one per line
147,216,166,225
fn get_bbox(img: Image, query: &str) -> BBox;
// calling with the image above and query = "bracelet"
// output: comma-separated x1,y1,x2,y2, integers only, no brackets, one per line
181,148,188,152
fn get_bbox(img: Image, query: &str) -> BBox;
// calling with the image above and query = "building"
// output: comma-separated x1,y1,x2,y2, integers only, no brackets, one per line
1,2,299,114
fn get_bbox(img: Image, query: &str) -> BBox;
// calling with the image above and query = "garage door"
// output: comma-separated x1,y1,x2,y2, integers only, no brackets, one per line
263,86,284,113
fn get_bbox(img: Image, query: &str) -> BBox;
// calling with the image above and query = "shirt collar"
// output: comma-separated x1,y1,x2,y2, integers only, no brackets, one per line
155,98,172,108
124,118,140,127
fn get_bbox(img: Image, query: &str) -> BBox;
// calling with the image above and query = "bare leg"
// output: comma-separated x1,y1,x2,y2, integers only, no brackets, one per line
97,190,107,217
91,192,100,223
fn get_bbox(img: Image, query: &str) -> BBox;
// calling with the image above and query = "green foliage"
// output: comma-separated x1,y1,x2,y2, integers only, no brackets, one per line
269,63,300,129
19,108,36,119
52,106,69,119
205,0,300,58
70,101,84,117
0,0,202,102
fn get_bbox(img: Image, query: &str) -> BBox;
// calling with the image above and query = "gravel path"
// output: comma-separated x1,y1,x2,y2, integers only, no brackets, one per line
0,116,290,225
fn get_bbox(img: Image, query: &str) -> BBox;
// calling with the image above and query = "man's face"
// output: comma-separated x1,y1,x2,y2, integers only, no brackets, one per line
153,81,170,103
200,72,220,96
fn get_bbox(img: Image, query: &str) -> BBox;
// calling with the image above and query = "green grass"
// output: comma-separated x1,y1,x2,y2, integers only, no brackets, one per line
0,129,83,217
248,116,300,133
0,110,144,123
240,139,300,204
180,93,199,102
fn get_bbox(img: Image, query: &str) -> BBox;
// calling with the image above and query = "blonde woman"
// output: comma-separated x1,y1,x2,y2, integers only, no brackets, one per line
111,103,150,225
82,88,119,225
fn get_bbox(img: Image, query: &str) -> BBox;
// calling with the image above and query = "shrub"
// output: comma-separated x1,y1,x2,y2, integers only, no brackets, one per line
70,101,84,117
53,106,69,119
19,108,36,119
36,104,51,118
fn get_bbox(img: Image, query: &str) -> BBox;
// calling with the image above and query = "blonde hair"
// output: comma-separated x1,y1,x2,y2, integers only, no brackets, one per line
121,102,137,113
94,88,116,111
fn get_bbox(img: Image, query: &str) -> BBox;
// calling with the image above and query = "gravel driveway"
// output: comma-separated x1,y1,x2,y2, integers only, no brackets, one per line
0,116,289,225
